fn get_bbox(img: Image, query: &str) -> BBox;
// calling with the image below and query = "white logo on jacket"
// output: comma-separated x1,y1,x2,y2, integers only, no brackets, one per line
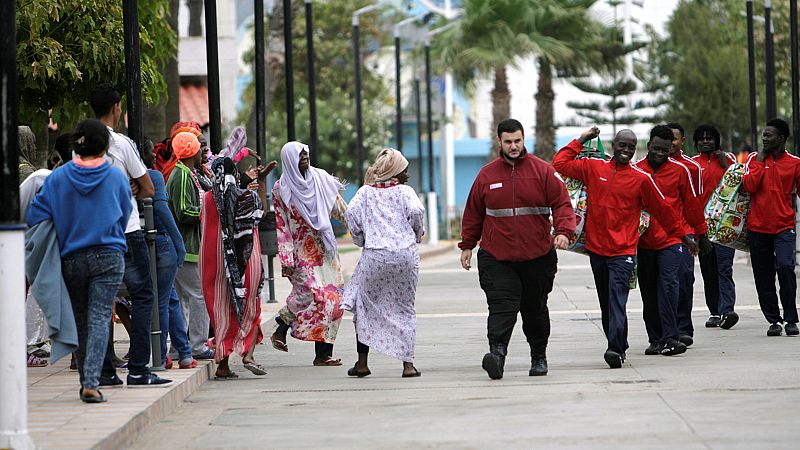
489,182,503,190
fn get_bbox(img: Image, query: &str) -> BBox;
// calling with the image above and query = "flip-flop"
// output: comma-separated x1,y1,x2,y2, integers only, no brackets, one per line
402,368,422,378
347,365,371,377
214,371,239,381
313,357,342,366
243,362,267,376
79,388,106,403
27,353,48,367
270,335,288,352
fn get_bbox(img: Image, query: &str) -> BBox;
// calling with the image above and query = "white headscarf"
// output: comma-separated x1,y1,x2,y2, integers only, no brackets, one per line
278,141,343,256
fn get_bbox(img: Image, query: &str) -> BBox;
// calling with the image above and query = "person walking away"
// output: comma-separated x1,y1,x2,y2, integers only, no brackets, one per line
141,139,197,369
343,149,425,378
634,125,709,357
166,132,214,359
89,83,171,387
200,157,276,379
553,126,695,369
460,119,576,380
271,141,347,366
691,124,739,329
26,119,131,402
741,118,800,337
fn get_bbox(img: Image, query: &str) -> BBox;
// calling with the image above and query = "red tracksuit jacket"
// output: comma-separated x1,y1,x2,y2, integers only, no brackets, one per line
634,158,708,250
673,151,705,234
552,140,682,257
459,151,576,262
692,151,737,207
742,151,800,234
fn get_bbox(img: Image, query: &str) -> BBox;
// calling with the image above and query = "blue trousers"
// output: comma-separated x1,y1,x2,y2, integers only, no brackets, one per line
750,230,799,324
699,243,736,316
676,238,695,337
61,248,125,390
155,234,192,362
589,253,635,354
638,245,682,344
123,230,156,375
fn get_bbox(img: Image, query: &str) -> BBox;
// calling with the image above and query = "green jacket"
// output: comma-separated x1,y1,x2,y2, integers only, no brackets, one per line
166,162,201,263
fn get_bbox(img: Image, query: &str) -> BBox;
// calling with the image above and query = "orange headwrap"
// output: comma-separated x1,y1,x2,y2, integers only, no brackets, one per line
172,132,201,160
169,121,202,140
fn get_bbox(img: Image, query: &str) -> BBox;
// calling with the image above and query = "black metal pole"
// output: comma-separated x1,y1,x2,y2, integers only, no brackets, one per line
765,0,777,120
353,23,365,184
204,0,222,152
792,0,799,155
305,0,319,166
425,43,434,193
747,0,759,149
122,0,144,152
414,77,424,193
395,35,403,153
142,199,162,370
284,0,296,141
0,0,19,224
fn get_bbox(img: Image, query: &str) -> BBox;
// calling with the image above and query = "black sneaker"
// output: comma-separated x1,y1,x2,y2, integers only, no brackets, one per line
786,323,799,336
705,315,721,328
767,323,783,336
645,342,663,355
719,312,739,330
604,350,624,369
529,357,548,376
99,374,124,388
193,349,215,360
660,339,687,356
127,373,173,388
678,334,694,347
482,352,505,380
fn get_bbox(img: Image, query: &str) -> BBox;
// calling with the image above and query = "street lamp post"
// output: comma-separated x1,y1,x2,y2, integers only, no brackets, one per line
352,4,380,185
393,13,429,155
746,0,758,150
414,76,424,192
284,0,296,141
305,0,319,165
204,0,222,152
792,0,799,155
765,0,777,120
0,1,32,448
423,40,438,245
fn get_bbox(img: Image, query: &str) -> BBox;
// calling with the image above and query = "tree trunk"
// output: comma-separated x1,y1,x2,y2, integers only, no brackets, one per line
165,0,181,131
535,57,556,161
490,65,510,156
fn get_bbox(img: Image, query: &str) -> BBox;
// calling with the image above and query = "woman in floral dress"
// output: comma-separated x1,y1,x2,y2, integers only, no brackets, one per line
271,141,347,366
342,148,425,378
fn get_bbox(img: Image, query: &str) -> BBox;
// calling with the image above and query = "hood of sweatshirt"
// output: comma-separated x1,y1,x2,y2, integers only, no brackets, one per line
63,161,113,195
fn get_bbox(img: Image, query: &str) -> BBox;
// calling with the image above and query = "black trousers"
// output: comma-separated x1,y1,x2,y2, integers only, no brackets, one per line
750,230,799,324
477,248,557,358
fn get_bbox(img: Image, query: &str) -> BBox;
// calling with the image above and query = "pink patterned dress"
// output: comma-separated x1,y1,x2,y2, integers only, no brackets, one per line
273,180,346,343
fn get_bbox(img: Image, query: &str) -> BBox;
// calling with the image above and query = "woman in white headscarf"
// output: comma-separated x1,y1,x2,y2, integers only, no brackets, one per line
342,148,425,378
271,141,347,366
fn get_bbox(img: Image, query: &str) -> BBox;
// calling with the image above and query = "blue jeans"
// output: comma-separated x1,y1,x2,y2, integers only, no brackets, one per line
589,253,635,354
123,230,155,376
750,230,799,324
61,248,125,390
156,233,192,361
638,245,682,344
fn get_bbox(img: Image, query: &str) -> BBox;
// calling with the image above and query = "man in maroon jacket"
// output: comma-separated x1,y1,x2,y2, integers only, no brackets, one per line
553,126,696,369
742,118,800,337
459,119,576,380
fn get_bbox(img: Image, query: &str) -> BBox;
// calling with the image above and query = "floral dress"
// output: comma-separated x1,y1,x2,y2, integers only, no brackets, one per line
273,180,346,343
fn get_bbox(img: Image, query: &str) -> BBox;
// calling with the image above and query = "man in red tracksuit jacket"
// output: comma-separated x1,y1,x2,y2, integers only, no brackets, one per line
553,126,696,369
691,124,739,330
634,125,710,358
742,118,800,337
668,122,706,344
459,119,576,380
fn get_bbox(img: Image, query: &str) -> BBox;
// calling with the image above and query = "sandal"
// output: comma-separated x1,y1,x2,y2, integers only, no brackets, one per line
243,362,267,376
347,365,371,377
27,353,48,368
313,357,342,366
270,334,288,352
79,388,106,404
214,371,239,381
402,368,422,378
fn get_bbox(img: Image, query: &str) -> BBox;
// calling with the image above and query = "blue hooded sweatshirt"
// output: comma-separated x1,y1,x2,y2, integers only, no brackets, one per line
26,160,133,257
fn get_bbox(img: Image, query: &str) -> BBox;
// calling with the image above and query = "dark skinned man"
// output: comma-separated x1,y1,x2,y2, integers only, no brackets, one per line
634,125,709,357
742,118,800,336
554,126,697,369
